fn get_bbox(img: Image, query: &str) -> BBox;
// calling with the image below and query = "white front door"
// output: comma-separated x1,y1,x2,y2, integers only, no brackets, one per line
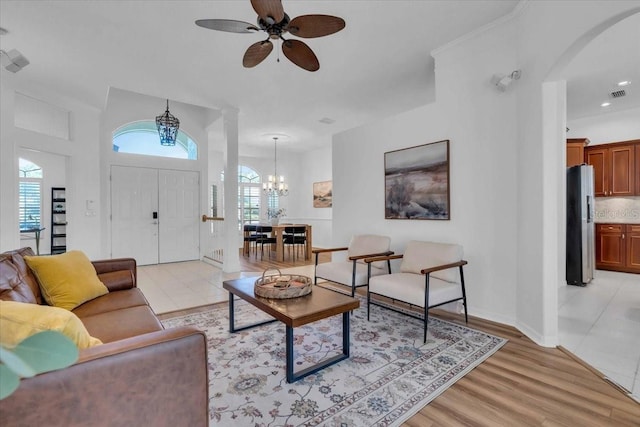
111,166,200,265
158,169,200,263
111,166,159,265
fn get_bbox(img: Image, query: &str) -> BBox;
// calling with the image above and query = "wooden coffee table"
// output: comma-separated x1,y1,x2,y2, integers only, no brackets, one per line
223,277,360,383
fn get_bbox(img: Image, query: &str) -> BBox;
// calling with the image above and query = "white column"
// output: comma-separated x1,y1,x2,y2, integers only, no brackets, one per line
222,108,240,272
539,80,565,347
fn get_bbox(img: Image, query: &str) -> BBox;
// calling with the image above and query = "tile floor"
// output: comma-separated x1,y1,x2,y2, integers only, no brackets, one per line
138,261,640,400
558,269,640,400
137,261,316,314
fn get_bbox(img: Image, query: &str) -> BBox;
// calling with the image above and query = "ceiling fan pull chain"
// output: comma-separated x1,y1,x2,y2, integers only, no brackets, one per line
277,38,281,63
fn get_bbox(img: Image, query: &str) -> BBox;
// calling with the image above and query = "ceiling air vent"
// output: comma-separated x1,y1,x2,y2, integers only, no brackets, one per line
609,89,626,98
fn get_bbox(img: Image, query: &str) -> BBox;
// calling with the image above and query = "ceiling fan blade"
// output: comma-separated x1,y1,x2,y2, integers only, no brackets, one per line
243,40,274,68
282,39,319,72
251,0,285,24
195,19,259,33
288,15,346,38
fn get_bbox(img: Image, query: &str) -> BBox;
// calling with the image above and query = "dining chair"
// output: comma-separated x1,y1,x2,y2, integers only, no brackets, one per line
283,226,307,261
255,225,277,259
243,224,265,257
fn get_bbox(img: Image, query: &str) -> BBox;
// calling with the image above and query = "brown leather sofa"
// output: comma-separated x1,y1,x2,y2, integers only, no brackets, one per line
0,247,209,426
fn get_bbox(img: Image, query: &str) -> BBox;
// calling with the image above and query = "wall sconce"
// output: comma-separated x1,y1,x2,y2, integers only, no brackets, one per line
0,49,30,73
491,70,521,91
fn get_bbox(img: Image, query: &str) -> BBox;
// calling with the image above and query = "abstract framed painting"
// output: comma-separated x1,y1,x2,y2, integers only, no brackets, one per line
313,181,332,208
384,140,450,220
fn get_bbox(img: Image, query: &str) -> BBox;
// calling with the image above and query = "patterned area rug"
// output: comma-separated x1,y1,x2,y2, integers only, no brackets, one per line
162,297,506,427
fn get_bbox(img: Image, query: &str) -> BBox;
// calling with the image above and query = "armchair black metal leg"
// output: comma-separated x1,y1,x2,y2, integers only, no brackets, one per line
423,307,428,344
367,289,371,321
460,265,468,324
351,260,357,297
424,274,430,343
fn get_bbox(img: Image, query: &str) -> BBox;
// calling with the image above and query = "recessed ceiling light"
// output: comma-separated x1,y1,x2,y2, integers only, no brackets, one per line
319,117,335,125
601,102,611,107
617,80,631,87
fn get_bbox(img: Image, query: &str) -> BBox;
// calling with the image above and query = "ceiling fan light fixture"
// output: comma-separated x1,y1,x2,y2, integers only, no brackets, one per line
196,0,345,71
155,99,180,146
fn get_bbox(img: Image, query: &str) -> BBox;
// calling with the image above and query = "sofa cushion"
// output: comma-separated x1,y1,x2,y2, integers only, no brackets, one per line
348,235,391,268
25,251,108,311
9,248,43,304
72,288,149,318
369,272,463,308
0,256,37,304
316,261,387,288
0,300,102,349
400,241,463,283
80,305,163,343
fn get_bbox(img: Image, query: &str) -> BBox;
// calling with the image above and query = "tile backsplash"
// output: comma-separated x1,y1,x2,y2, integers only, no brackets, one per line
594,196,640,223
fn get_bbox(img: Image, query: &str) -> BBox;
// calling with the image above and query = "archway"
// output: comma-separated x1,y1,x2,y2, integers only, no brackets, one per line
541,8,639,377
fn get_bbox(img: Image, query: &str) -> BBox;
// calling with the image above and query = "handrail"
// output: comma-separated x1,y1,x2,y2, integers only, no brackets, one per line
202,215,224,222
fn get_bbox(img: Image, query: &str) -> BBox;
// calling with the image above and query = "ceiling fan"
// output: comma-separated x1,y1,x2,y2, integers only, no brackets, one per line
195,0,345,72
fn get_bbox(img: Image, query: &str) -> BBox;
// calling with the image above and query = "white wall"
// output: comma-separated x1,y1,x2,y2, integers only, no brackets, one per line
568,107,640,145
218,135,333,249
290,140,333,248
334,17,519,327
100,88,216,258
17,149,67,255
1,79,102,257
332,1,640,346
516,2,640,344
0,78,18,251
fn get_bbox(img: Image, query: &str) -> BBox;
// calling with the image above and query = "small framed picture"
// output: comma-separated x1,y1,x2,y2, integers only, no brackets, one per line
313,181,332,208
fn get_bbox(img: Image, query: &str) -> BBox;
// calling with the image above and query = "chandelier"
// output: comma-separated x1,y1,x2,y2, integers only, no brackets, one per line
263,137,288,197
155,99,180,146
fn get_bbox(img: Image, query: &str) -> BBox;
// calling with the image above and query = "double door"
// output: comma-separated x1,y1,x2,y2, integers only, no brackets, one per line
111,166,200,265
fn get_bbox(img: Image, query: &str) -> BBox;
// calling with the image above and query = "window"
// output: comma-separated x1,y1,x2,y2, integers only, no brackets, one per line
112,121,197,160
210,184,218,218
238,166,261,230
222,166,280,230
18,158,43,230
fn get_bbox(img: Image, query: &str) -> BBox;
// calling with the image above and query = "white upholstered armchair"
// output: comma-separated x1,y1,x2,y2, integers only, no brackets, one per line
365,240,468,343
312,235,393,297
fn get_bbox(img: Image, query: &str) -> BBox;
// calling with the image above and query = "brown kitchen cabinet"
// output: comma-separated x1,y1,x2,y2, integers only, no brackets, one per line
596,223,640,273
628,224,640,272
566,138,589,167
585,140,637,197
636,144,640,195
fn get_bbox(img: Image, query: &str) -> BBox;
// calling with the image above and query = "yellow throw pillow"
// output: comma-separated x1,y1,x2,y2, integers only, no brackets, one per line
0,300,102,349
24,251,108,311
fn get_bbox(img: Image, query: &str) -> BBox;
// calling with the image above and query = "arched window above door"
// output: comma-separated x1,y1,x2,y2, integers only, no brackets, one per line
112,121,198,160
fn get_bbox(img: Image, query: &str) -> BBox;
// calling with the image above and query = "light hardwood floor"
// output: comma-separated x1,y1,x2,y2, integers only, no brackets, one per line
161,251,640,426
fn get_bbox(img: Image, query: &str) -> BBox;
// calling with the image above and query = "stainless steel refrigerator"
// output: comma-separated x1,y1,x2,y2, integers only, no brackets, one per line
566,164,595,286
